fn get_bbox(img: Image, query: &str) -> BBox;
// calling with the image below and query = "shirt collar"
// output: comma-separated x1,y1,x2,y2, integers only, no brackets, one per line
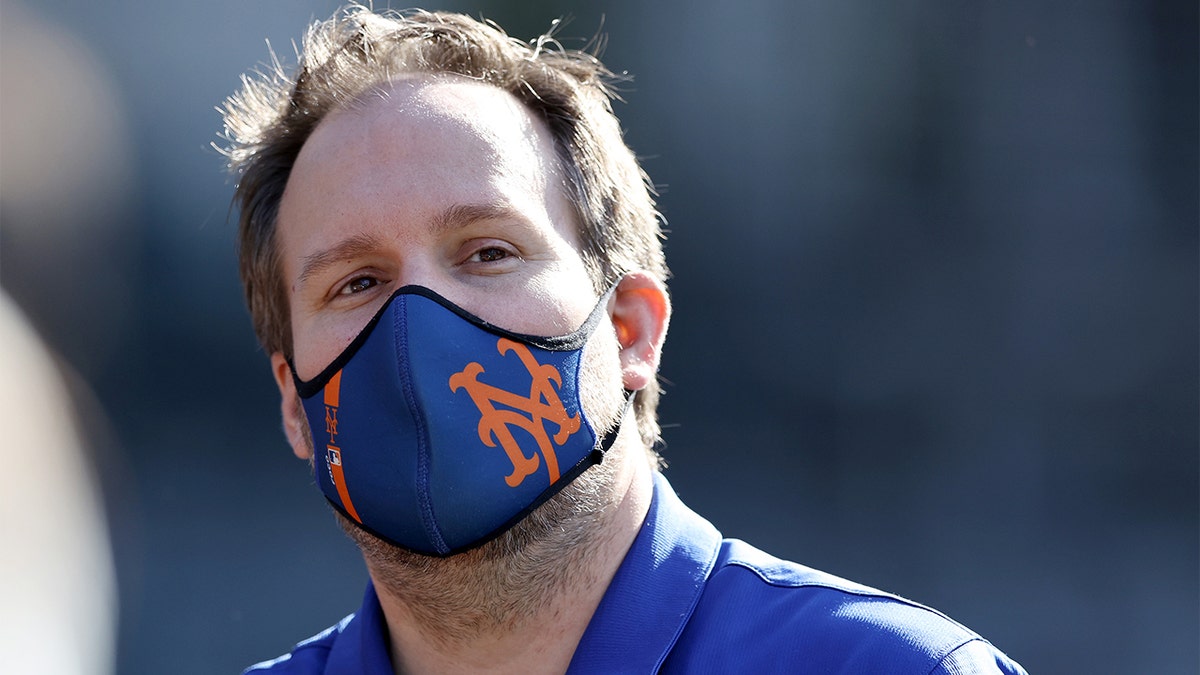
326,581,393,675
334,472,720,674
568,472,723,673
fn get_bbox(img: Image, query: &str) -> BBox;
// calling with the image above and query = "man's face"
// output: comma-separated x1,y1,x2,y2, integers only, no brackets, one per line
275,77,602,386
266,74,668,589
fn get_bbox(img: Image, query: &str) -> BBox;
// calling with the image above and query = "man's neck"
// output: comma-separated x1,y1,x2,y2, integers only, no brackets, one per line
368,444,654,675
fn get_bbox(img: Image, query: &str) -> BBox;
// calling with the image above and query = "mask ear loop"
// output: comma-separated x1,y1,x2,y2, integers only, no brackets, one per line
591,388,636,463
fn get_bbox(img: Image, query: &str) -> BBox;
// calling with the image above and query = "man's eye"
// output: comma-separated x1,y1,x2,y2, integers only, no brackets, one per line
340,276,378,295
474,247,508,262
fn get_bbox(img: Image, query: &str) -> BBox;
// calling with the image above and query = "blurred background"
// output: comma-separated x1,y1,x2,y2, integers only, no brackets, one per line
1,0,1195,672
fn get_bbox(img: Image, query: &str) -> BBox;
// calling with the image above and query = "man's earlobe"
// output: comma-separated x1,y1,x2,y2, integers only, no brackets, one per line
270,352,313,460
610,272,671,391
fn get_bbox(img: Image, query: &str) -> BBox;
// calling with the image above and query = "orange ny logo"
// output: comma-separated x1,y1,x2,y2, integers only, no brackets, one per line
449,338,581,488
325,406,339,443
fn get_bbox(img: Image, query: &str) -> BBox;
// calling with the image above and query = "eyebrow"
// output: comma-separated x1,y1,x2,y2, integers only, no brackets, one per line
430,202,526,235
297,232,386,287
295,202,527,286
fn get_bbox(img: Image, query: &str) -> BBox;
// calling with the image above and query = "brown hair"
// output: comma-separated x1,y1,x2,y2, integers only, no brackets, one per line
219,6,668,451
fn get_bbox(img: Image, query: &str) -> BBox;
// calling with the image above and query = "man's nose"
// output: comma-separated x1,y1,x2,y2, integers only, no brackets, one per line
392,261,455,298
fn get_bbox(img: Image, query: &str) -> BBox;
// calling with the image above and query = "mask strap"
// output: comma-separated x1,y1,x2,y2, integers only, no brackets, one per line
591,388,637,463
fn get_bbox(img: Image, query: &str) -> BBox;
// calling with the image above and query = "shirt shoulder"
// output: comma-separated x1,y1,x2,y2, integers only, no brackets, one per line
242,614,355,675
664,539,1027,675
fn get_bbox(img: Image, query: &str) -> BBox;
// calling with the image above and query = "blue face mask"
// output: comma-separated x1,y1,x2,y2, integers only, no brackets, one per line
291,284,628,557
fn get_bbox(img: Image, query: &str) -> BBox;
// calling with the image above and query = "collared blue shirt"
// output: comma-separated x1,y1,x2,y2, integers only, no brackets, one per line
247,474,1026,674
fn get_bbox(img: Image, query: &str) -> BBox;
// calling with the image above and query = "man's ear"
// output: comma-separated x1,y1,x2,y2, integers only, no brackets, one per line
270,352,313,460
610,272,671,391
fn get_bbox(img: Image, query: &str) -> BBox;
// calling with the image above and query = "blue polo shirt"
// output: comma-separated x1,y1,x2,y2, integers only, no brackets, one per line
246,474,1026,674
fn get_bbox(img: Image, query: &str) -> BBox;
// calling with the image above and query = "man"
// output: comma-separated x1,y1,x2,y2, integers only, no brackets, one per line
221,7,1027,674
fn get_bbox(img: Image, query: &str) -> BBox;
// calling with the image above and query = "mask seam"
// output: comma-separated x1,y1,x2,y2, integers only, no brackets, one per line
569,350,598,448
292,280,622,398
396,294,451,555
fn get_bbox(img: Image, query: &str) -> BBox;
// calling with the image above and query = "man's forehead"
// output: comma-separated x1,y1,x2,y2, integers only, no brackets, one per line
325,75,545,151
276,73,577,266
287,75,561,203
